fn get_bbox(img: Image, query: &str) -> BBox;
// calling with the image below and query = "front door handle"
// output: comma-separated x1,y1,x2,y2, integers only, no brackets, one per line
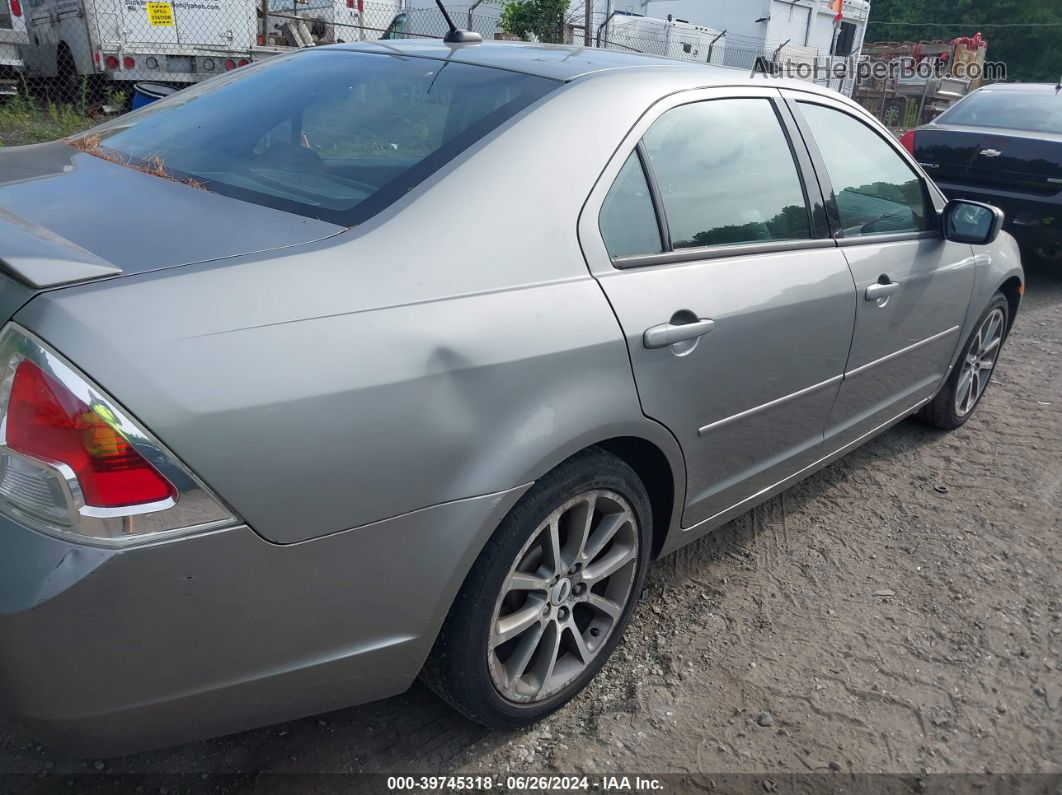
643,318,715,349
865,280,901,301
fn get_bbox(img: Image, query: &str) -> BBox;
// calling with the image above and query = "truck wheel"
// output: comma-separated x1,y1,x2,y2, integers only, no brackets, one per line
422,448,652,728
55,44,80,102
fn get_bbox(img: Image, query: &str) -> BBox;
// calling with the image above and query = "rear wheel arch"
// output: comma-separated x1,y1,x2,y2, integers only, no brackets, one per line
595,436,676,559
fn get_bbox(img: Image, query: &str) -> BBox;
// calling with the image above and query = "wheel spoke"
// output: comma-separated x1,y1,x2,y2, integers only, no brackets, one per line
978,356,995,371
503,621,546,684
566,623,593,664
566,495,596,564
543,519,564,577
583,544,636,585
530,621,562,697
981,336,1001,356
984,313,1001,344
582,512,628,564
494,602,543,648
505,571,550,594
586,592,622,619
956,368,973,408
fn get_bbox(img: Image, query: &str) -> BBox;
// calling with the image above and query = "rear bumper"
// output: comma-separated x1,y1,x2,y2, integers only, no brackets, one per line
0,485,527,756
936,180,1062,252
99,51,253,84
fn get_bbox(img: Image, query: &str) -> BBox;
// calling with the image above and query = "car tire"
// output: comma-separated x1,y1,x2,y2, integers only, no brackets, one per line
918,292,1009,430
422,447,652,729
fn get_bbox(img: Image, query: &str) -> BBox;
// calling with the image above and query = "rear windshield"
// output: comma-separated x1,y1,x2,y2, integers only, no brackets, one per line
81,50,558,225
938,89,1062,135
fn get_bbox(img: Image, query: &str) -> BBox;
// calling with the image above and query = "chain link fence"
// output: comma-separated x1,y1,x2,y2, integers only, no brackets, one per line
2,0,856,122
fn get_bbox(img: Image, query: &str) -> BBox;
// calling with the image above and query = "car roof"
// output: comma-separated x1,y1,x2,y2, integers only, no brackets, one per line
330,39,750,83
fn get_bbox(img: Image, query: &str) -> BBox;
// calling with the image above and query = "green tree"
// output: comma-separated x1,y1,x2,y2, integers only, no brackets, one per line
866,0,1062,83
500,0,570,43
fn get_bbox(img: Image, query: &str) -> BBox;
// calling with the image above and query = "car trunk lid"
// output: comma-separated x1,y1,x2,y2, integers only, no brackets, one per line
0,141,344,303
914,125,1062,196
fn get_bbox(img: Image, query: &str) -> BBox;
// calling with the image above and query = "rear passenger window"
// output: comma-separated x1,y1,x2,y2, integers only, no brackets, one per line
599,152,663,260
798,102,931,236
641,98,810,250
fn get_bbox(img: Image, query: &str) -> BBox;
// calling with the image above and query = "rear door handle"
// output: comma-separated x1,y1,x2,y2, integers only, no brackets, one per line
643,318,715,349
865,280,901,301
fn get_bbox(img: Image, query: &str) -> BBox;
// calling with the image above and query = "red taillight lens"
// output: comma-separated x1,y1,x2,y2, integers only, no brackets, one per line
105,55,119,69
224,58,236,70
6,360,175,508
122,56,135,69
10,0,21,17
237,58,249,66
899,129,917,155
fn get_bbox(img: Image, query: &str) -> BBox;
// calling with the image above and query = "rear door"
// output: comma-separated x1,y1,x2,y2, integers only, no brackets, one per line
579,86,856,529
785,91,976,448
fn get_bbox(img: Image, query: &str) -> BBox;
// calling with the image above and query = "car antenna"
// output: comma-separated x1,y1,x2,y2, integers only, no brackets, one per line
435,0,483,43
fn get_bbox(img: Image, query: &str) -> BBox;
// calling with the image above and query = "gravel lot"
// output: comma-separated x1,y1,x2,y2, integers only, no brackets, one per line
1,260,1059,783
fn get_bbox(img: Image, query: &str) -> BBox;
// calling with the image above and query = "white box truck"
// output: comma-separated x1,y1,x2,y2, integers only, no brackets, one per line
20,0,258,86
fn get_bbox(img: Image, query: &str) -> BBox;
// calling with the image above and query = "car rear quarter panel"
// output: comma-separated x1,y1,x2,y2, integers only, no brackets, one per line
15,71,692,545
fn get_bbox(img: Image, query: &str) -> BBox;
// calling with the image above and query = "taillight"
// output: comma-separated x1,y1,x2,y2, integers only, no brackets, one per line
105,55,119,69
900,128,917,155
0,324,236,545
224,58,236,70
6,360,175,508
123,55,135,69
237,58,249,66
10,0,21,17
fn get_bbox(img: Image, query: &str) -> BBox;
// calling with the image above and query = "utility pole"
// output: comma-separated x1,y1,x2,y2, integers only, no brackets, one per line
584,0,592,46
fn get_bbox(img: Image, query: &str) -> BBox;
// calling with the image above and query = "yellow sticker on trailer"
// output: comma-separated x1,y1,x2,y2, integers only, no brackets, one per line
146,2,175,26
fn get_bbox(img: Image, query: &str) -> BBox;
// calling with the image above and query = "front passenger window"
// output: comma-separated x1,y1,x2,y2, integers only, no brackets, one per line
798,102,931,236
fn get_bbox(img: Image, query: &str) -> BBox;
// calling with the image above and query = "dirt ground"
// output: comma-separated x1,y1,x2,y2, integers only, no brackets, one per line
1,261,1059,784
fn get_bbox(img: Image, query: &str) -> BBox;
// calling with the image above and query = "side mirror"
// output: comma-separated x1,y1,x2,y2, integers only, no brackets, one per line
942,199,1004,245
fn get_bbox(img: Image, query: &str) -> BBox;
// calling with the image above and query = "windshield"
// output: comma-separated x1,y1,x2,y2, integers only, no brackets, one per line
80,50,558,225
938,89,1062,135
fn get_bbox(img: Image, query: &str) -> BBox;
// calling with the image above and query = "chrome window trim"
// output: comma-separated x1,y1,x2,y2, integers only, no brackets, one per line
0,323,239,547
835,230,943,247
613,237,837,271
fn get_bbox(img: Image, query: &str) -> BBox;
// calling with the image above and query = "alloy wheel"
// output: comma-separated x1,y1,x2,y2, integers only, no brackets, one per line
487,489,639,704
955,307,1005,418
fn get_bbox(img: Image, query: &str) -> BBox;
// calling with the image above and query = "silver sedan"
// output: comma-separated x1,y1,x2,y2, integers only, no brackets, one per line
0,39,1023,755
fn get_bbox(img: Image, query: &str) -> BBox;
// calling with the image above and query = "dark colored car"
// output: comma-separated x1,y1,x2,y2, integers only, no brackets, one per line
901,82,1062,262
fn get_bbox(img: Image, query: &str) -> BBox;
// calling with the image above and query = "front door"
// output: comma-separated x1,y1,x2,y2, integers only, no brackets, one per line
787,93,977,448
579,88,856,529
